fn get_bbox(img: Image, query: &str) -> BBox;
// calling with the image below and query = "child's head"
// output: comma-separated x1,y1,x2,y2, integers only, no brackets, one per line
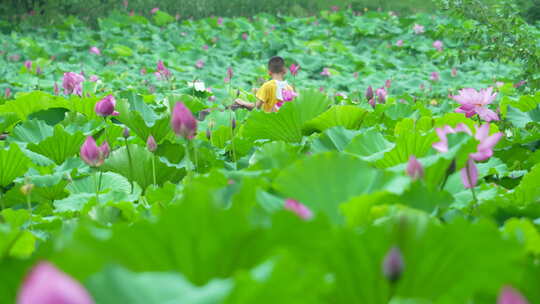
268,56,286,76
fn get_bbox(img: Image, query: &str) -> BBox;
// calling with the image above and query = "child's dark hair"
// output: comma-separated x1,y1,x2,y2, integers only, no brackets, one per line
268,56,285,74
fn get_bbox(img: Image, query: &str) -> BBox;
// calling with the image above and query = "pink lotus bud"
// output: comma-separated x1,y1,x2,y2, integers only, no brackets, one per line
320,67,331,76
89,46,101,55
140,68,146,75
413,23,425,34
17,261,94,304
382,246,404,282
195,60,204,69
95,95,118,117
150,7,159,14
460,158,478,189
242,33,248,40
202,45,209,50
369,98,376,108
62,72,85,96
331,5,339,11
284,199,313,220
227,67,234,80
289,63,300,76
451,68,458,77
146,135,157,152
498,286,529,304
376,87,387,103
217,17,223,25
122,128,130,139
430,72,440,82
80,136,108,167
385,79,392,88
5,87,11,98
171,102,197,140
433,40,443,52
396,40,404,47
24,60,32,70
406,155,423,180
319,86,324,92
365,86,374,100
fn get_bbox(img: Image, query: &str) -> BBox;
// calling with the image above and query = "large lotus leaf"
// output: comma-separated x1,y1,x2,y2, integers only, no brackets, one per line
511,164,540,206
101,144,185,190
0,92,66,120
345,128,395,161
87,265,232,304
243,89,331,143
64,95,102,120
302,105,368,133
506,105,540,128
248,141,302,170
115,99,173,143
0,143,30,187
310,126,359,153
26,124,85,164
9,119,54,144
273,152,409,223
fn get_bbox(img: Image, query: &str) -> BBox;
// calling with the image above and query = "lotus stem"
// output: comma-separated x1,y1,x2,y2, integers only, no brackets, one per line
151,155,157,187
124,138,135,193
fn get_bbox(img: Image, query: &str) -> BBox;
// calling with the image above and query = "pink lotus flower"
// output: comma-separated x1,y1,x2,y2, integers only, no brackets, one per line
5,87,11,98
433,40,443,51
432,123,503,162
430,72,440,82
156,60,171,80
24,60,32,70
406,155,423,180
89,75,99,82
62,72,85,96
95,95,118,117
282,89,298,102
331,6,339,12
17,261,94,304
376,87,387,103
498,286,529,304
242,33,248,40
413,24,425,34
396,40,404,47
150,7,159,14
89,46,101,55
217,17,223,25
289,64,300,76
382,246,404,282
195,60,204,69
319,86,324,92
451,67,458,77
146,135,157,152
452,87,499,122
171,102,197,139
80,136,109,167
320,68,331,76
284,199,313,220
461,158,478,189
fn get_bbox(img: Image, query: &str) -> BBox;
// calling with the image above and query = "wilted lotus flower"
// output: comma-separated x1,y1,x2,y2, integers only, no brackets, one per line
452,87,499,122
376,87,387,103
289,63,300,76
95,95,118,117
146,135,157,152
80,136,109,167
366,86,374,101
413,23,425,34
17,261,94,304
5,87,11,98
171,102,197,139
382,246,404,282
461,158,478,189
150,7,159,14
62,72,85,96
282,89,298,102
242,33,248,40
498,286,529,304
432,123,503,162
433,40,443,52
284,199,313,220
430,72,440,82
24,60,32,70
320,68,331,76
195,60,204,69
396,40,404,47
89,46,101,55
451,67,458,77
406,155,424,180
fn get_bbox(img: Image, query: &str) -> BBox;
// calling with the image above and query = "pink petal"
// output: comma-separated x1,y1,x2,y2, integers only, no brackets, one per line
460,159,478,189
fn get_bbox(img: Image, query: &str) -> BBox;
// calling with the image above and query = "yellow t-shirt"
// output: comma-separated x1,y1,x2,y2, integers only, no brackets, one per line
256,80,294,112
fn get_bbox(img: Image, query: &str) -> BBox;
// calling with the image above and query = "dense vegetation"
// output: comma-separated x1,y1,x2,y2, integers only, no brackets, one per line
0,5,539,304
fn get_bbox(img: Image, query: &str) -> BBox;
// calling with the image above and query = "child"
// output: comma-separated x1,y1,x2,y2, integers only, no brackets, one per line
235,56,295,112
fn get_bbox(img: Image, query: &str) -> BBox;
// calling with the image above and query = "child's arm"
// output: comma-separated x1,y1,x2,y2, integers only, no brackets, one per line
234,98,262,110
